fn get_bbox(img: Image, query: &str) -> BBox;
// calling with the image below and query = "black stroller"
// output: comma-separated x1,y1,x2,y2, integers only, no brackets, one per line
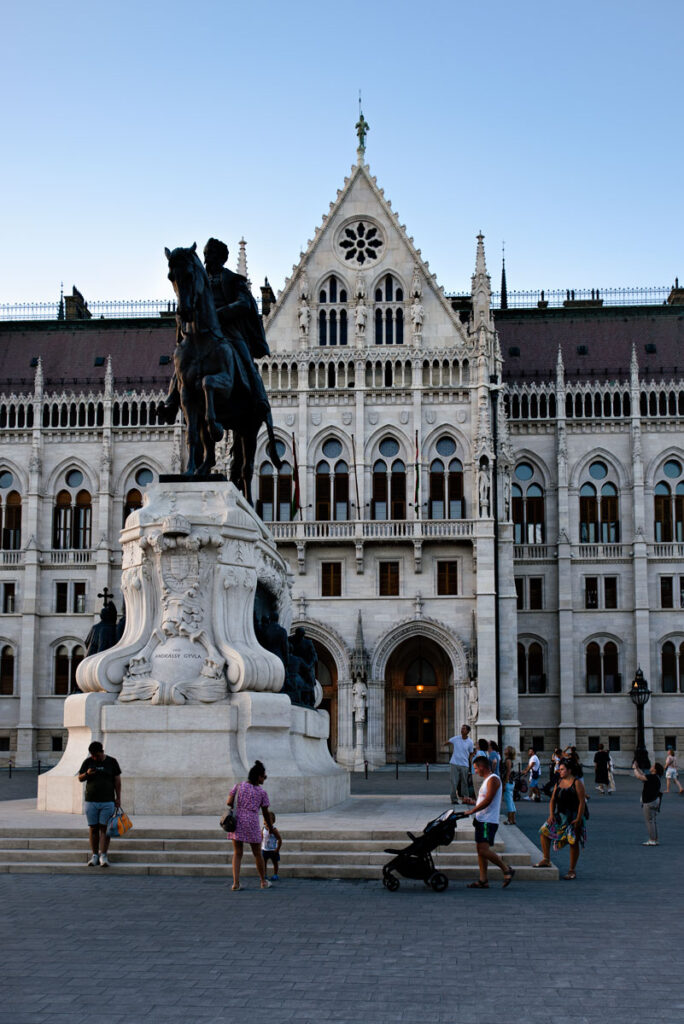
382,809,466,892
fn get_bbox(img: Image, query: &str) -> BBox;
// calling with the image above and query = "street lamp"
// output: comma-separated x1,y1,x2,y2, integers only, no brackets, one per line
630,667,651,769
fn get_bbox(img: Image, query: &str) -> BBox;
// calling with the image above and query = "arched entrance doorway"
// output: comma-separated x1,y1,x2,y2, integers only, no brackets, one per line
385,637,453,763
313,640,337,757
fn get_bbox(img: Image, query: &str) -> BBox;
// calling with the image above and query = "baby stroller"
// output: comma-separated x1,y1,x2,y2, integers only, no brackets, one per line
382,809,466,892
511,771,528,801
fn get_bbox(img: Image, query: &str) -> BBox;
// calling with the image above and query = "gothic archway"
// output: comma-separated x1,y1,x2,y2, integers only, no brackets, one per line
384,635,454,764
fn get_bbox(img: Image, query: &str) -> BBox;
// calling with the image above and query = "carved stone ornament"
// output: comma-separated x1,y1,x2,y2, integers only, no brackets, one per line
76,482,291,705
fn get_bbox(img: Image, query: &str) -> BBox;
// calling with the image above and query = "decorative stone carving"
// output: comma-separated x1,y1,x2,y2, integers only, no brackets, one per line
467,679,479,727
355,301,367,335
478,460,491,517
298,298,310,339
411,263,422,299
354,273,367,300
352,680,368,722
410,299,424,337
76,482,290,704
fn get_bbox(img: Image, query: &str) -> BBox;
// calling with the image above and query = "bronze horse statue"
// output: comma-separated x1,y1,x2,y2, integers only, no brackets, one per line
162,243,280,501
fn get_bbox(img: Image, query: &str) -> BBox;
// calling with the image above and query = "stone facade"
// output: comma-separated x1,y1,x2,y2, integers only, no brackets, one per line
1,155,683,769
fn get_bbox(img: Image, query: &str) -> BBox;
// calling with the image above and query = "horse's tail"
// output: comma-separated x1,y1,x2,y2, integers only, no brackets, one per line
264,412,282,470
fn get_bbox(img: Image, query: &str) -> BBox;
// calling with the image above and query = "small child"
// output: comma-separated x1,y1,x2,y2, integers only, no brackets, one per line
261,810,283,880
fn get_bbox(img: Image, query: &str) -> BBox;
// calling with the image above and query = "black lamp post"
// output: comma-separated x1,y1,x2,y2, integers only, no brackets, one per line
630,667,651,769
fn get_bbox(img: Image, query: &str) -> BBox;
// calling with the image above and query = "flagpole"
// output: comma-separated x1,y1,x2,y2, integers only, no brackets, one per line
351,433,361,520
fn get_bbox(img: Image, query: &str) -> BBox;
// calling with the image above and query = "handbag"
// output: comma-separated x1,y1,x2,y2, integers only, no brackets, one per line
220,784,240,832
106,808,133,838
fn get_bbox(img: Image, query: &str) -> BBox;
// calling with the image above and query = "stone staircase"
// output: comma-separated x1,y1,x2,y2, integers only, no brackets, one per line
0,825,557,881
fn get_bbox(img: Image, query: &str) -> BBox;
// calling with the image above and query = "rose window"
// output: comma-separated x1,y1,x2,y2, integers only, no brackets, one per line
337,221,384,265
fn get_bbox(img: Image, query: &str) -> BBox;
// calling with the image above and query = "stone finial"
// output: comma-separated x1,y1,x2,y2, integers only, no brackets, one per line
33,357,43,397
350,610,370,681
630,341,639,381
104,355,113,398
471,234,492,325
556,344,565,389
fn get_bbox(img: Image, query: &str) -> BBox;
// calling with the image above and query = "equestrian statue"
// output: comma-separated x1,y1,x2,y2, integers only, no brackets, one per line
159,238,281,501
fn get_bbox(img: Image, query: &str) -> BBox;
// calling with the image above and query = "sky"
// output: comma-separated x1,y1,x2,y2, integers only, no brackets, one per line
1,0,682,305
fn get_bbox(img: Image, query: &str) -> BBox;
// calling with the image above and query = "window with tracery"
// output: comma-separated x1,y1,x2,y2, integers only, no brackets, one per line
52,469,92,550
318,276,348,347
257,441,292,522
585,639,620,693
517,640,546,694
428,436,464,519
371,438,406,520
579,461,620,543
314,438,349,521
512,463,545,543
54,642,85,695
0,471,21,550
654,459,684,542
374,275,404,345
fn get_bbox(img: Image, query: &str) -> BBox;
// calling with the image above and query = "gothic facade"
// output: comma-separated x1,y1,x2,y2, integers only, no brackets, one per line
0,152,682,769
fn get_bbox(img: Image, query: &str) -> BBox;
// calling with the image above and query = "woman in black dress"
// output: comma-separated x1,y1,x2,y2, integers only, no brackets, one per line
537,758,587,879
593,743,610,794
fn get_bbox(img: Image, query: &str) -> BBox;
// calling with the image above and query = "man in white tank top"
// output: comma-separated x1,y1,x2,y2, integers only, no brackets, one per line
462,753,515,888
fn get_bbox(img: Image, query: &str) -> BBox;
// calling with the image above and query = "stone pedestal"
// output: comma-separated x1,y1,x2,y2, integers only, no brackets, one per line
38,481,348,814
38,691,348,814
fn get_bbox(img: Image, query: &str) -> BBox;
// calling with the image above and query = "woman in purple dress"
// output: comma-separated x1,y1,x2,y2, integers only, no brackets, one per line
226,760,272,890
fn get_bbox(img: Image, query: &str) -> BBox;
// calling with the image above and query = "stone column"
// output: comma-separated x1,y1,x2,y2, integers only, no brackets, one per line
365,677,386,767
335,679,355,768
497,522,520,751
16,367,44,765
473,520,498,740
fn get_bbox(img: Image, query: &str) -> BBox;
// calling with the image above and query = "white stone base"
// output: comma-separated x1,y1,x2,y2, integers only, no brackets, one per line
38,691,349,815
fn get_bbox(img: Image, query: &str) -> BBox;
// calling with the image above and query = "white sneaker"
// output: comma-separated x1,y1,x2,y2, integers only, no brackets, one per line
87,854,99,867
99,853,110,867
641,840,658,846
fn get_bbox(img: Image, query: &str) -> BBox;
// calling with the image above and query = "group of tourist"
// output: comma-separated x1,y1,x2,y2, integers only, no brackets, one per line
78,729,683,888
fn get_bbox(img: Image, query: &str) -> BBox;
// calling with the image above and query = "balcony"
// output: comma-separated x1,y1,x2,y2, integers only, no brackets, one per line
0,551,24,566
43,550,94,566
576,543,631,560
650,543,684,559
267,519,474,544
514,544,555,560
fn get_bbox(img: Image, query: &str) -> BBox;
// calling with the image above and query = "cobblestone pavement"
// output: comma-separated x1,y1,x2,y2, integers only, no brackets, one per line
2,772,684,1024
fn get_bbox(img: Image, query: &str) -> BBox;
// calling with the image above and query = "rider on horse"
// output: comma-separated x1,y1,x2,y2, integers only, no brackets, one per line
161,237,273,432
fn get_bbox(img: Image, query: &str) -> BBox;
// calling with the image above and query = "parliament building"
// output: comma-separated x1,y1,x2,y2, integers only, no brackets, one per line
1,141,683,770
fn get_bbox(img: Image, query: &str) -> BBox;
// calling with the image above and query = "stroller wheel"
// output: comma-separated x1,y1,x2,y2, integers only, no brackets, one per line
429,871,448,892
383,873,400,892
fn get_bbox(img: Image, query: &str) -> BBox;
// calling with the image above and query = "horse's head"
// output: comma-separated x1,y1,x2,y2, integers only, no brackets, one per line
165,243,205,325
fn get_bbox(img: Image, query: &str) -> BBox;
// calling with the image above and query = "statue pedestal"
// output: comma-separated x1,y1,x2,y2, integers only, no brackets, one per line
38,691,349,814
38,481,348,815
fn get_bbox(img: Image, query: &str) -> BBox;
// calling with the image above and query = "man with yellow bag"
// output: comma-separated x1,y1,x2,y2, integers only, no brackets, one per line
78,741,122,867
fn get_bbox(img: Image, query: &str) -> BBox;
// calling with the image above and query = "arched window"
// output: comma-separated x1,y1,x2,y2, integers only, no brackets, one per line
0,472,21,550
123,489,143,525
1,491,22,551
371,438,406,520
371,459,387,520
512,463,545,543
0,644,14,695
429,438,465,519
517,640,546,694
318,276,348,347
54,642,84,696
661,639,684,692
373,275,405,345
654,459,684,542
257,441,292,522
579,461,620,543
585,639,620,693
52,470,92,550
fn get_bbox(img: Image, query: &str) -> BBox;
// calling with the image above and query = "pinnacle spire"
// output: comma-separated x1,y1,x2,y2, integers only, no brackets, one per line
500,243,508,309
556,344,565,388
57,282,64,321
237,237,250,284
471,233,492,324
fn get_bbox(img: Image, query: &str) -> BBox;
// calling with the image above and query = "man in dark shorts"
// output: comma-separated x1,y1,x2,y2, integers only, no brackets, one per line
462,753,515,888
77,741,122,867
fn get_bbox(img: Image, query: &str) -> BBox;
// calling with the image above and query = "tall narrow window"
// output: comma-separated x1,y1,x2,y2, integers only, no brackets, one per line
321,561,342,597
257,441,291,523
0,645,14,695
512,464,545,543
379,561,400,597
316,461,331,521
371,460,387,520
437,561,458,595
390,460,406,519
2,491,21,550
123,488,143,525
580,462,620,543
586,640,621,693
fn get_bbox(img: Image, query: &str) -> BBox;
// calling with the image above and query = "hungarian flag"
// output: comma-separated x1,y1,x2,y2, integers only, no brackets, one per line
290,433,301,521
414,430,420,517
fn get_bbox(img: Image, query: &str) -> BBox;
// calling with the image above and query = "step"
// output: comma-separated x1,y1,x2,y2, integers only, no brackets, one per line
0,835,502,854
0,848,531,867
0,861,556,881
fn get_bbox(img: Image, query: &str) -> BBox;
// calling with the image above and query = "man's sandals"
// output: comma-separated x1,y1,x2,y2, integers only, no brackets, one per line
468,868,515,890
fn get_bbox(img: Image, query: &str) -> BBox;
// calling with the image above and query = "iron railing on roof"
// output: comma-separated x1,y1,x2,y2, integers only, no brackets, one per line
490,286,672,309
0,299,178,321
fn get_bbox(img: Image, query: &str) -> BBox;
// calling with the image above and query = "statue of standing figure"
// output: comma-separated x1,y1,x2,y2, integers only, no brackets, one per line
352,680,368,723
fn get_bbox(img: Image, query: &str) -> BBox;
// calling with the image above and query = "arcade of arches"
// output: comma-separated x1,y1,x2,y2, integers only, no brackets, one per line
385,637,454,763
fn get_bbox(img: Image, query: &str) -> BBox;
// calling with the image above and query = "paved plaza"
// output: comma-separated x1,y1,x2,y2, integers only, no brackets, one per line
1,770,683,1024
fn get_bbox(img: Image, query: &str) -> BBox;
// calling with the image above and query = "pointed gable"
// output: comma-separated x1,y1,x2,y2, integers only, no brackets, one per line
265,162,468,353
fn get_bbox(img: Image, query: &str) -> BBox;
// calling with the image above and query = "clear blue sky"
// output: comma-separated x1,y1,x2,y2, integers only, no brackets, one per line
2,0,682,304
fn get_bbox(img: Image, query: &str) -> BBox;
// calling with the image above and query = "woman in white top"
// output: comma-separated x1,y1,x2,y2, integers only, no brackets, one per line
462,753,515,888
665,749,684,794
